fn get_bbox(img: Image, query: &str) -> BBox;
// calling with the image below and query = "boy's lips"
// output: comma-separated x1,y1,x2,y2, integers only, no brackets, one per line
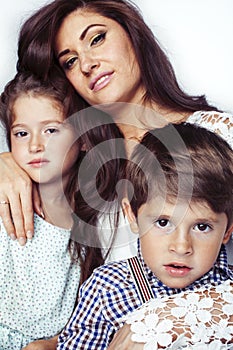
164,263,192,277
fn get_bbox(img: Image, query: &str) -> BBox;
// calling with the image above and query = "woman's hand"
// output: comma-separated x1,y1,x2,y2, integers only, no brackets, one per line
22,335,58,350
108,324,143,350
0,152,41,245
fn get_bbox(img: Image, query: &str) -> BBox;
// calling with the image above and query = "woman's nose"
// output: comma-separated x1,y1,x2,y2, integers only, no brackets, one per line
79,52,100,76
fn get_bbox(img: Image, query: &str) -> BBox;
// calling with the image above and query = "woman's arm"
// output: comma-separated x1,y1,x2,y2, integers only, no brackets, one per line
0,152,41,244
108,324,143,350
22,335,58,350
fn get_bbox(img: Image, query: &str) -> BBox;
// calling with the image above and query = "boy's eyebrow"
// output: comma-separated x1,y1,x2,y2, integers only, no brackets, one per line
57,24,106,60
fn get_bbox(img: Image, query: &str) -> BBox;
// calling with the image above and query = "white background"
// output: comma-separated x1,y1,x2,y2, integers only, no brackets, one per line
1,0,233,112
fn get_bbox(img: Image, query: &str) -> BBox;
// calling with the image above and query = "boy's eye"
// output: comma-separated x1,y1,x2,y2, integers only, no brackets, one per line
91,32,106,46
14,131,28,138
194,223,212,233
155,219,170,228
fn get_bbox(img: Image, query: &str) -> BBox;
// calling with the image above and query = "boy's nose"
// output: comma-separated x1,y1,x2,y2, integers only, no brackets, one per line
168,230,193,256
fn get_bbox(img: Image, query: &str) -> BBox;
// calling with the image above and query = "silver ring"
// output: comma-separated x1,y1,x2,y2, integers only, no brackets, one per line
0,200,9,205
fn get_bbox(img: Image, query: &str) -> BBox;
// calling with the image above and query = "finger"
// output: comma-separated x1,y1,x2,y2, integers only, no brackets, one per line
20,181,35,239
7,193,26,246
0,201,16,240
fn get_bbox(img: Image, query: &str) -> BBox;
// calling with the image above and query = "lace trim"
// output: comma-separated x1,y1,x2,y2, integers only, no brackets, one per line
125,280,233,349
187,111,233,149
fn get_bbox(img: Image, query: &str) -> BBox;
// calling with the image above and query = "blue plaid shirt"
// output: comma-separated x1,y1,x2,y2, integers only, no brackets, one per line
57,241,233,350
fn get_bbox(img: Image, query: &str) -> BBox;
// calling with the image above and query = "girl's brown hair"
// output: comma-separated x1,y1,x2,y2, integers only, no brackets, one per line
0,71,126,285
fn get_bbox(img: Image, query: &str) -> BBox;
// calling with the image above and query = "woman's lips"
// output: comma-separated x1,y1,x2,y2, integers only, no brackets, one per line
90,72,114,92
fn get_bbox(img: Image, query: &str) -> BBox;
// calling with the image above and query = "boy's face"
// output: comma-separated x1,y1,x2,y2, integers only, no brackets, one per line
10,95,79,186
123,198,232,289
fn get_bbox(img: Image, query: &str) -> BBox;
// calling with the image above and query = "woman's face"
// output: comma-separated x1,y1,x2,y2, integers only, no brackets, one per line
55,10,145,107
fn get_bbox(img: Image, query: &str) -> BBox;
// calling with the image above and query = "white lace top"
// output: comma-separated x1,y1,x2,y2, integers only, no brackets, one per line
186,110,232,149
125,280,233,350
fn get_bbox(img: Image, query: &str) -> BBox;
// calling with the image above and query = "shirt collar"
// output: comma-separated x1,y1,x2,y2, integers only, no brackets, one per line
136,239,233,295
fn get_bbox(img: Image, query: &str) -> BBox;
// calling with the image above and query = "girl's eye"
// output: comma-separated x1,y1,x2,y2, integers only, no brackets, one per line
63,56,78,71
14,131,28,138
45,128,59,134
194,223,212,233
91,32,106,46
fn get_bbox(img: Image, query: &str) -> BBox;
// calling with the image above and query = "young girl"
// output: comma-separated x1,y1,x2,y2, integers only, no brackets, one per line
0,71,125,349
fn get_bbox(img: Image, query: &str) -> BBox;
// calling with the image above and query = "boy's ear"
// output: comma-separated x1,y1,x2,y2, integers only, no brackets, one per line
122,198,139,233
222,224,233,244
81,143,87,151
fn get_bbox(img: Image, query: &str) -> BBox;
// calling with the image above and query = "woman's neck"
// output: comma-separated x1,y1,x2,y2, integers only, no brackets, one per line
104,101,190,155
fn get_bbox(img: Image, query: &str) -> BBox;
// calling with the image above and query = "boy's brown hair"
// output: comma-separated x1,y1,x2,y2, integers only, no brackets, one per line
125,123,233,230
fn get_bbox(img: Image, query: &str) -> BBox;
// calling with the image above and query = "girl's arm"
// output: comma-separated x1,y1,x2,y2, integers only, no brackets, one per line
0,152,41,244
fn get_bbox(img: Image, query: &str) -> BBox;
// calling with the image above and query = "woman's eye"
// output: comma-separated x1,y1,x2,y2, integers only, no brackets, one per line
63,56,78,70
91,32,106,46
194,223,212,233
14,131,28,138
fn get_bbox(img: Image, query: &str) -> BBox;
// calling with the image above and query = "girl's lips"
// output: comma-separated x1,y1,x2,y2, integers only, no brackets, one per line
28,159,49,168
164,264,192,277
90,72,114,92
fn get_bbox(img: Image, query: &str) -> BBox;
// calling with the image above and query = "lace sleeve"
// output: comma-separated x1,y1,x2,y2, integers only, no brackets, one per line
187,111,233,149
124,280,233,349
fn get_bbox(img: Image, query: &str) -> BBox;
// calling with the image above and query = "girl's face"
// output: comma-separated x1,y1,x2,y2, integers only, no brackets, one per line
55,10,145,107
10,94,79,187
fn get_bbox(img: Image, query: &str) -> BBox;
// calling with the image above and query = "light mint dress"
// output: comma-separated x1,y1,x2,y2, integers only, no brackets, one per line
0,214,80,350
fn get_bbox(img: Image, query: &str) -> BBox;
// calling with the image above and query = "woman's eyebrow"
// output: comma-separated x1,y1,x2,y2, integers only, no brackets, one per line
80,24,106,41
57,24,106,59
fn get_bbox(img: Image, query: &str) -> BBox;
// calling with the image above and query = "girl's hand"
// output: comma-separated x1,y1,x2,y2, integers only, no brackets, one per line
0,152,41,245
108,324,143,350
22,336,58,350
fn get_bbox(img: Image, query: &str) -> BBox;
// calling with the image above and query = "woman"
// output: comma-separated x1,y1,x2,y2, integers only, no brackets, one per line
1,0,231,242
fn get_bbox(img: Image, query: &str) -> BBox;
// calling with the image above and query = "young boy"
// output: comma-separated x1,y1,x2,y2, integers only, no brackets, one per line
57,123,233,350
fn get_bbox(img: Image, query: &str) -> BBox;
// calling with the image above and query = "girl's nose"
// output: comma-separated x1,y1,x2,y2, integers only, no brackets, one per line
29,136,45,153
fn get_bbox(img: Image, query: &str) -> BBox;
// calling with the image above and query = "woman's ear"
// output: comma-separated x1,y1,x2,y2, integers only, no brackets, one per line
222,223,233,244
122,198,139,233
